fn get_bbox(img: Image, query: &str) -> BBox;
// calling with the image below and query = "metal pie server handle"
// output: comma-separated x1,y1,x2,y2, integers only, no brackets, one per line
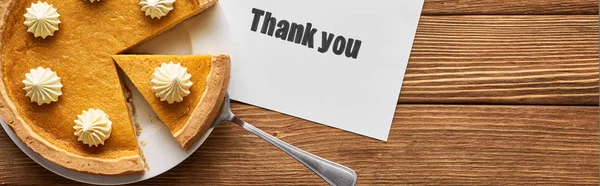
215,94,358,186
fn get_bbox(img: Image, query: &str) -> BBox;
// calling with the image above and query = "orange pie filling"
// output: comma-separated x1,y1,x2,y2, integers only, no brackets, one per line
115,55,212,135
0,0,218,174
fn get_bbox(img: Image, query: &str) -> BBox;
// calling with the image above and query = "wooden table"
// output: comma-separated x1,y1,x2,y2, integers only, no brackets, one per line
1,1,598,185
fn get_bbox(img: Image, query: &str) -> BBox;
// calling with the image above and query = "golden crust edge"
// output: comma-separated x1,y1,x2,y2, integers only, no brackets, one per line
0,0,145,175
173,54,230,149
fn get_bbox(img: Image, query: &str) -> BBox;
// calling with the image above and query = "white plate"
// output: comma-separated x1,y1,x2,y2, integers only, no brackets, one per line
0,3,232,185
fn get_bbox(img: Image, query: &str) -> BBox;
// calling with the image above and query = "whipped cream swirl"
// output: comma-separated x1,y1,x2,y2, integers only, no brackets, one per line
139,0,175,19
22,67,63,105
151,62,193,104
74,109,112,147
23,1,61,39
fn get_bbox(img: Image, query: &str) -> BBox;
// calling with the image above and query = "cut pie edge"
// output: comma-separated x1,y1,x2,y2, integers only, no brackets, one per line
174,54,230,149
0,0,145,175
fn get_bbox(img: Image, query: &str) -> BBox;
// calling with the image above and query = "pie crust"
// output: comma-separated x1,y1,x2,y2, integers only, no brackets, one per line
175,55,229,149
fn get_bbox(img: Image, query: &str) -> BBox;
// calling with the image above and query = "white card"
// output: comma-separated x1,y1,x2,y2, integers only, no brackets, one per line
132,1,424,141
221,0,423,141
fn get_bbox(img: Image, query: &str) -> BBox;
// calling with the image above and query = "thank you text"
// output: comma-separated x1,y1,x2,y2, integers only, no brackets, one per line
250,8,362,59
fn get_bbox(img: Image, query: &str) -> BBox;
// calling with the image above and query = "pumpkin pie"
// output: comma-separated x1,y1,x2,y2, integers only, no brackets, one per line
113,55,229,149
0,0,217,175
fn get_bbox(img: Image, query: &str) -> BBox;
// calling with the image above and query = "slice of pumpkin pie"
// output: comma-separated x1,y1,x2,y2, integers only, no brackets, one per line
113,55,230,149
0,0,217,175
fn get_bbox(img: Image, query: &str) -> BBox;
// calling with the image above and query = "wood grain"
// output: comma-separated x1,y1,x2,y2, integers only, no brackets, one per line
401,15,599,105
1,1,599,186
1,103,597,185
422,0,599,15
